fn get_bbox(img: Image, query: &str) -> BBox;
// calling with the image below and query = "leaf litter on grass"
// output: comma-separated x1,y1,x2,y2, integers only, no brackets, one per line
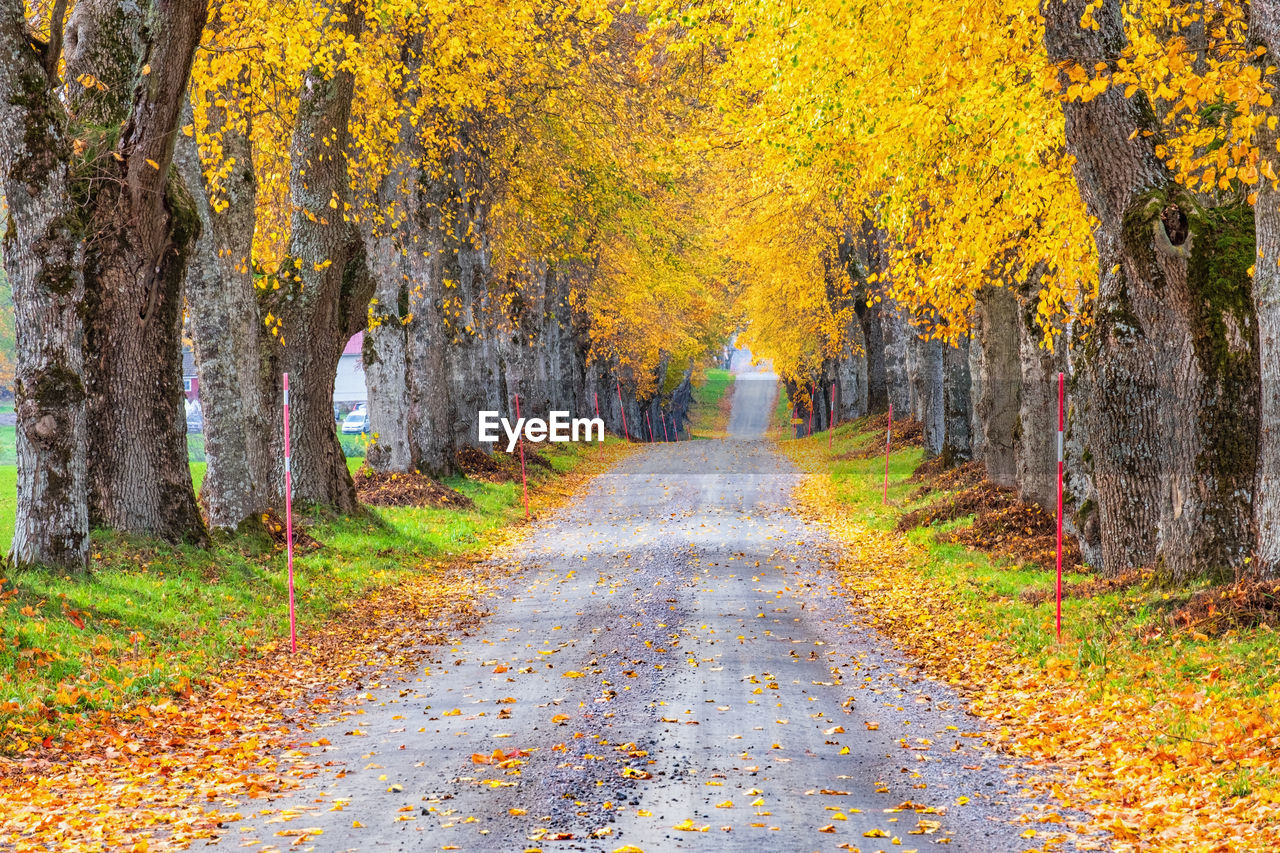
353,466,475,508
0,556,493,852
783,438,1280,852
0,441,634,853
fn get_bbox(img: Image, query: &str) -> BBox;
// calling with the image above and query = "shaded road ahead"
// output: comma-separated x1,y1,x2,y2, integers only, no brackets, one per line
209,353,1088,852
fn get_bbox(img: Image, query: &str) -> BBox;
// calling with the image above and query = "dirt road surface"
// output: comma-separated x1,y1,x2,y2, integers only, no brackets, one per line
207,351,1090,852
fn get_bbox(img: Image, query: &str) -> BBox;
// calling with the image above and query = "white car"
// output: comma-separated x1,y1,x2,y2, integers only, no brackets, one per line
341,408,368,435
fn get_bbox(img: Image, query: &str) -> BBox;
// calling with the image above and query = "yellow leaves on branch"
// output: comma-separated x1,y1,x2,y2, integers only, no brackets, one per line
190,0,725,380
646,0,1097,372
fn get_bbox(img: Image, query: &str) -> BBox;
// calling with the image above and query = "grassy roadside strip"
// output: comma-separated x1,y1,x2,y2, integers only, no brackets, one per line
780,418,1280,852
688,367,734,438
0,438,631,852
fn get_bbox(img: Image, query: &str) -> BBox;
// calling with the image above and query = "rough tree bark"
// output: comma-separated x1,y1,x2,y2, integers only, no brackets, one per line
880,297,913,415
0,0,89,568
356,37,460,478
436,135,502,454
835,313,870,420
1044,0,1259,580
1015,283,1068,514
859,298,887,413
176,74,269,530
857,227,890,413
1064,319,1104,567
1248,3,1280,578
907,332,926,422
970,284,1020,487
66,0,208,541
918,336,945,459
261,0,372,510
362,233,413,473
941,336,971,465
362,149,415,475
824,227,870,423
405,216,458,475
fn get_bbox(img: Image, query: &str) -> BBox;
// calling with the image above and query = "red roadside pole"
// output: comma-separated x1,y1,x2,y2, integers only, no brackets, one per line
616,379,629,441
1055,372,1065,643
671,413,678,441
282,373,297,654
661,412,669,442
829,381,836,450
645,409,654,442
882,402,893,505
515,394,530,520
594,391,600,420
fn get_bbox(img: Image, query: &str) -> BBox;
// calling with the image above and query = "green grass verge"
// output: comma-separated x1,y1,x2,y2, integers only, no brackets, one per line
688,368,734,438
0,464,219,554
0,430,367,553
0,438,618,750
791,416,1280,743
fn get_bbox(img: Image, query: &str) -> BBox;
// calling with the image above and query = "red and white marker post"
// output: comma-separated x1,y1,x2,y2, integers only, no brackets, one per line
282,373,297,654
645,409,654,442
594,391,600,420
1055,372,1065,643
515,393,530,520
829,381,836,450
616,379,630,441
882,402,893,505
661,412,669,442
671,413,678,441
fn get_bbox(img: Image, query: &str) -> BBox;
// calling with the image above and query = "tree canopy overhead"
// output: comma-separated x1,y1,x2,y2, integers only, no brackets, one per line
7,0,1280,583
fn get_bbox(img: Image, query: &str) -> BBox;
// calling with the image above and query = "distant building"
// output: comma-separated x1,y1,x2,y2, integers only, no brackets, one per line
334,333,366,406
182,347,199,401
182,333,367,409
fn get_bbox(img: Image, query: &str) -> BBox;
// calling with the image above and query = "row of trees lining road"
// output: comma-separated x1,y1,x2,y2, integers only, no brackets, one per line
0,0,729,570
9,0,1280,584
663,0,1280,583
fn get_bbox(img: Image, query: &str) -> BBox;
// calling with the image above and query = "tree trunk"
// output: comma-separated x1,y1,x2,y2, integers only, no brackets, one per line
362,160,414,474
941,336,971,465
968,315,984,462
907,332,926,422
0,0,89,569
176,78,270,530
880,297,912,415
1044,0,1259,581
67,0,208,542
971,284,1019,487
670,368,693,436
363,235,413,473
859,298,887,413
836,312,869,420
261,0,371,511
436,138,502,453
1015,289,1067,514
1248,3,1280,578
405,222,457,476
919,336,945,459
1064,322,1104,567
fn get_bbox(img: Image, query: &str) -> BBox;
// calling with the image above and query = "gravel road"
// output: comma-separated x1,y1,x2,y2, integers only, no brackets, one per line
206,351,1098,852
